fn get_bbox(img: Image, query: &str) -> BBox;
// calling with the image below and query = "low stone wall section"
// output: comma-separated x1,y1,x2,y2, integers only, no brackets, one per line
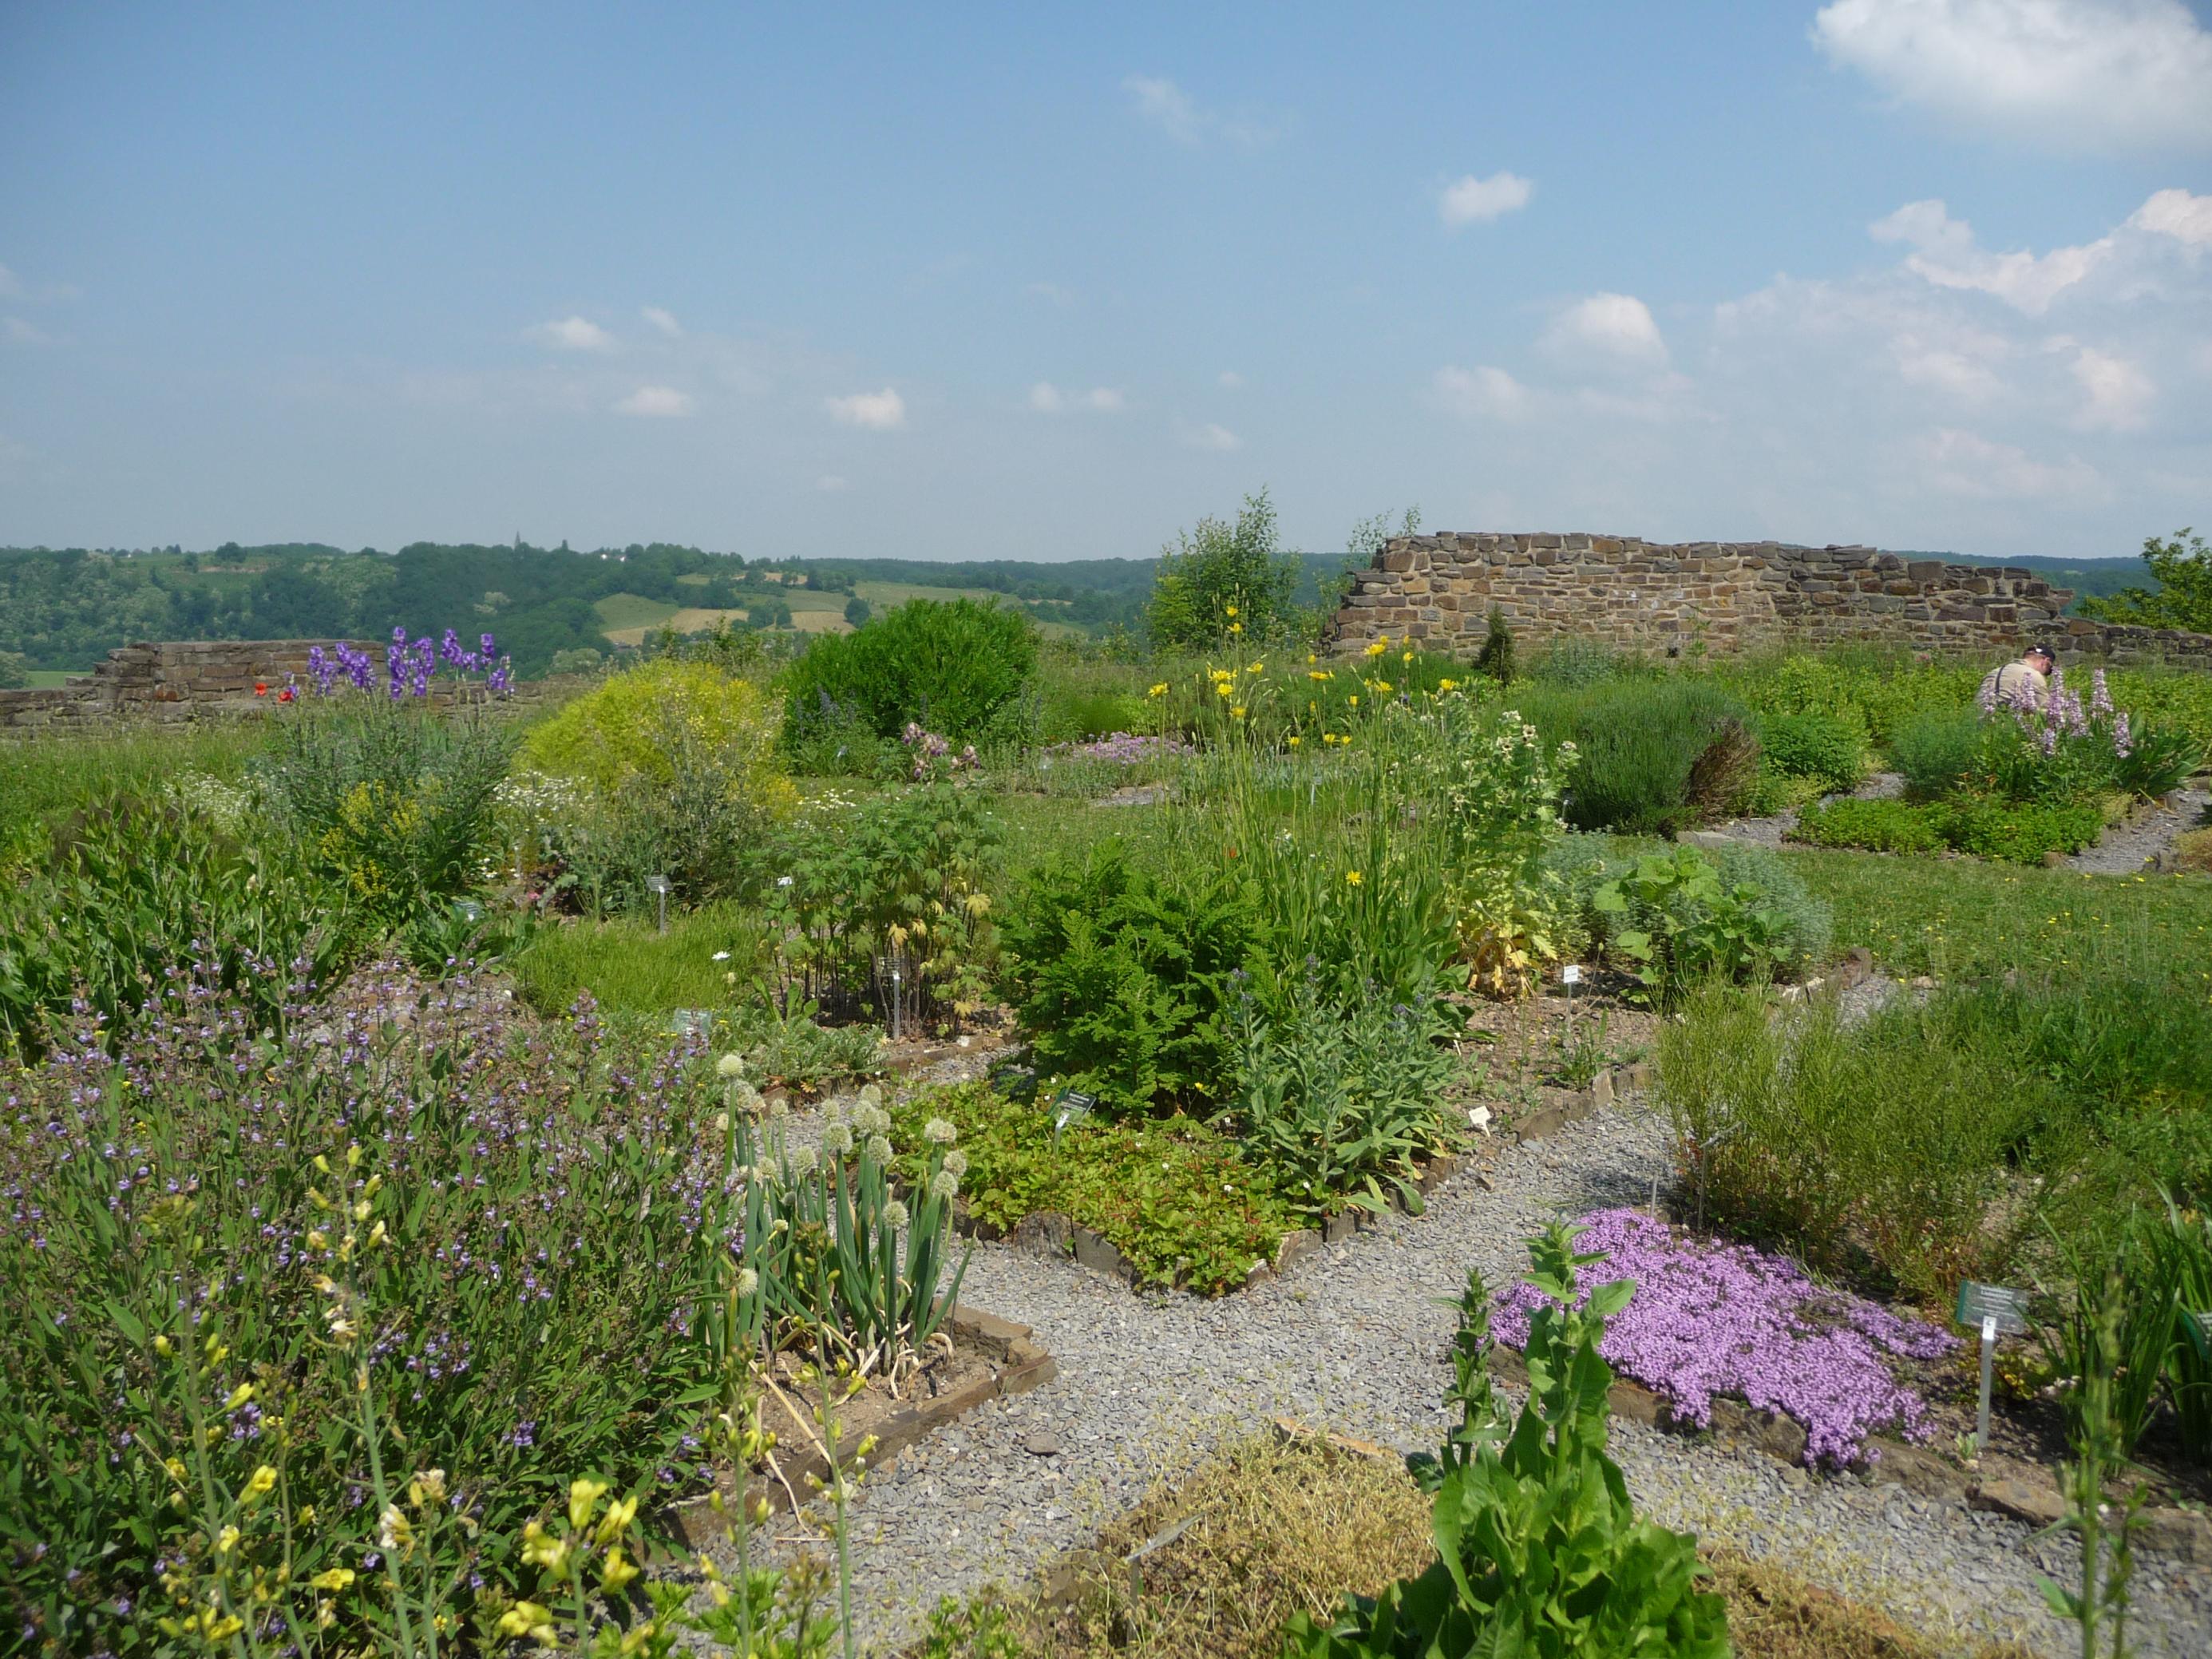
1325,533,2212,667
0,640,572,736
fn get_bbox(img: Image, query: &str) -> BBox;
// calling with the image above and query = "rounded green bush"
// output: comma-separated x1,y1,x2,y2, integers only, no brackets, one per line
782,597,1038,746
522,657,793,810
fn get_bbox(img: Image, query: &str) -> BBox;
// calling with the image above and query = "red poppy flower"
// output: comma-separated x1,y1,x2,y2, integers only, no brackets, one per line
254,682,268,696
277,687,295,703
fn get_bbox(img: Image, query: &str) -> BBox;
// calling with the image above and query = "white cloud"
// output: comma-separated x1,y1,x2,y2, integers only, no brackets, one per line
3,316,57,346
815,474,850,493
2130,188,2212,246
1438,171,1533,228
534,315,615,352
2065,344,2154,429
1870,199,2111,313
1432,365,1531,422
1544,292,1668,365
825,387,906,430
1122,74,1280,148
1917,427,2099,497
640,307,682,339
1814,0,2212,152
1217,370,1244,389
1180,422,1242,451
614,384,694,418
1030,382,1125,414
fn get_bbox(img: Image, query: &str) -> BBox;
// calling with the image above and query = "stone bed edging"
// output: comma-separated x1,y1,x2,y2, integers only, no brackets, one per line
667,1305,1055,1549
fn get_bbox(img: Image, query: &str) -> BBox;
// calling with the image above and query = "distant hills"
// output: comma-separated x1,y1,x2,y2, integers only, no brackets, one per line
0,537,2160,675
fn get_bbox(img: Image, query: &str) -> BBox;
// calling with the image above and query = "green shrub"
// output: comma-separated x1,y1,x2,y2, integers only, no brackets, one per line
1590,847,1795,1001
782,598,1038,748
1285,1233,1729,1657
1931,798,2104,863
763,778,1001,1030
888,1082,1292,1293
1755,709,1867,793
1660,986,2058,1301
1232,972,1455,1218
524,657,790,801
518,659,797,909
1522,679,1756,834
1525,637,1621,688
999,841,1263,1115
1791,798,1945,854
1891,711,1984,800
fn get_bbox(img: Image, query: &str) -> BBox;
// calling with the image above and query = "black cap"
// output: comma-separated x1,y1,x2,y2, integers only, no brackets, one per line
2026,643,2055,659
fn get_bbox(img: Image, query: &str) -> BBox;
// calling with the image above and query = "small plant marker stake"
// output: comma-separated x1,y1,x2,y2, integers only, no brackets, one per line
1956,1281,2030,1456
647,873,670,934
1562,962,1580,1046
890,959,902,1045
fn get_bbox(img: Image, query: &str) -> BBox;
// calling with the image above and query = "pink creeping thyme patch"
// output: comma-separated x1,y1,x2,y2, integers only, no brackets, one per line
1490,1207,1955,1467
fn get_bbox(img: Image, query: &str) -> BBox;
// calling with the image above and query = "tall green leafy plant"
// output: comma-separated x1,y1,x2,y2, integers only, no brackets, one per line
1229,971,1454,1218
1284,1225,1731,1657
1146,489,1302,648
999,841,1262,1114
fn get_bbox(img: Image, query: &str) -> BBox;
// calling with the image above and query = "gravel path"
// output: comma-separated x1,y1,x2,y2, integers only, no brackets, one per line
739,1098,2212,1656
2064,787,2209,874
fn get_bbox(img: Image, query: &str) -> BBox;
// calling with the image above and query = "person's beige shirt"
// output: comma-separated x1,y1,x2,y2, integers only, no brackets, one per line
1991,660,2048,705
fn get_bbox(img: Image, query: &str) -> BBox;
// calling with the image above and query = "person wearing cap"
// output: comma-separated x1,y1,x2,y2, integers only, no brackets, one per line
1979,643,2053,713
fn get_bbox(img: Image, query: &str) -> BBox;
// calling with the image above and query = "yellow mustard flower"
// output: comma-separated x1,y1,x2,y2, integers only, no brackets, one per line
1230,706,1246,719
1345,870,1363,886
1148,683,1168,697
1364,640,1387,657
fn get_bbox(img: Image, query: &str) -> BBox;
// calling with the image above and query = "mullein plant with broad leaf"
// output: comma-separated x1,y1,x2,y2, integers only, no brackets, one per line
1283,1222,1731,1657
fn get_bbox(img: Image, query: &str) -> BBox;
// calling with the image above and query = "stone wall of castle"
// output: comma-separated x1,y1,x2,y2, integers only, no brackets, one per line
1324,533,2212,667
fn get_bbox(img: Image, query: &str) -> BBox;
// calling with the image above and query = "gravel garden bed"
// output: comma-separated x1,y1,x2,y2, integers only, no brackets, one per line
736,1094,2212,1657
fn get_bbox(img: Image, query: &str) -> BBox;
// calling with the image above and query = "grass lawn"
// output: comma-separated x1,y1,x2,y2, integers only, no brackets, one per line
1782,846,2212,982
510,901,770,1020
22,669,81,688
854,579,1005,608
592,592,682,632
0,722,266,860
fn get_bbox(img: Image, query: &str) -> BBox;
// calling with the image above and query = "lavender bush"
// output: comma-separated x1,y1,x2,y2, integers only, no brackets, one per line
1491,1207,1954,1467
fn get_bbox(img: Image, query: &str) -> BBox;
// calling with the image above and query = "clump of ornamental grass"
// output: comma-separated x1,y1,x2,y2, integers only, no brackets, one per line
1490,1209,1954,1467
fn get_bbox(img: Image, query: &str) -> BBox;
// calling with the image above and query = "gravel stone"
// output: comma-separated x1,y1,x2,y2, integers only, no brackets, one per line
738,1097,2212,1656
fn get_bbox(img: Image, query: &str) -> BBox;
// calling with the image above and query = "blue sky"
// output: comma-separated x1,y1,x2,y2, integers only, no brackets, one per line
2,1,2207,560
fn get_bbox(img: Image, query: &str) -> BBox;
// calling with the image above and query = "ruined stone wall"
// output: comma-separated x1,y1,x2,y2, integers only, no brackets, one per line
1324,533,2212,667
0,639,580,737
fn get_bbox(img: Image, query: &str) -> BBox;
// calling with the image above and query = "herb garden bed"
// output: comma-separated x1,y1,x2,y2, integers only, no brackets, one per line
671,1306,1055,1546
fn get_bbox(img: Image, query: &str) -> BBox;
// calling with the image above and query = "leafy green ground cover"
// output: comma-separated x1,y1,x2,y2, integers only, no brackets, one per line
890,1082,1292,1294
